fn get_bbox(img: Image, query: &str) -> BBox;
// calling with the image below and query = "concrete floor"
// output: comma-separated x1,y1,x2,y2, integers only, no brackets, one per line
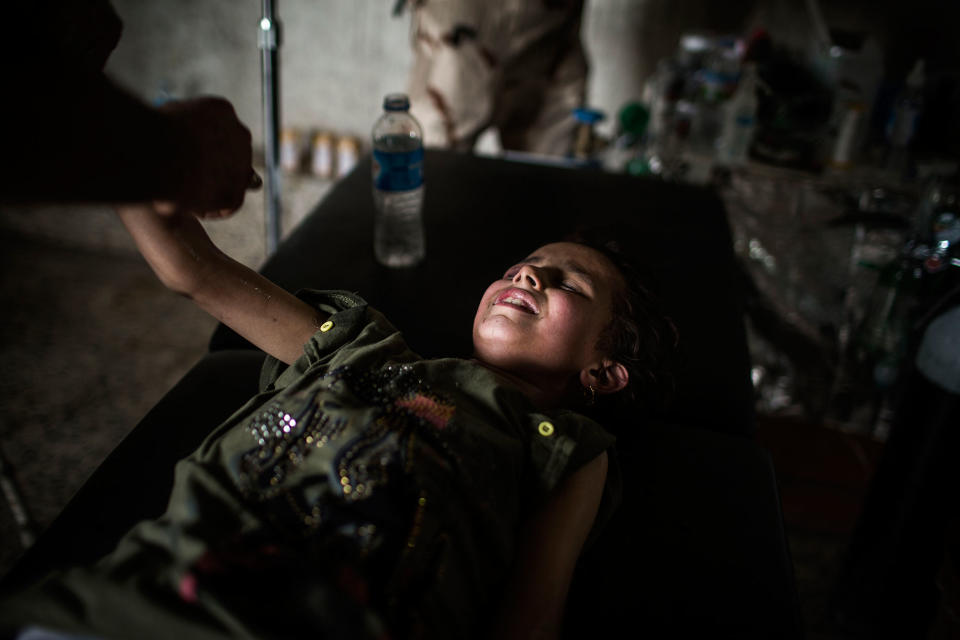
0,232,217,576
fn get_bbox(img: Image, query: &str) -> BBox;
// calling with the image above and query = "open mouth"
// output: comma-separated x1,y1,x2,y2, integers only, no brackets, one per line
494,288,539,314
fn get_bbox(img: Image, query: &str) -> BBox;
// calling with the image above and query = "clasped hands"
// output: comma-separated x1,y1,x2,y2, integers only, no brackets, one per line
153,96,261,220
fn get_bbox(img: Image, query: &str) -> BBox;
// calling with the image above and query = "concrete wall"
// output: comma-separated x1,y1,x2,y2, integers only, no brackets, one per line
105,0,416,146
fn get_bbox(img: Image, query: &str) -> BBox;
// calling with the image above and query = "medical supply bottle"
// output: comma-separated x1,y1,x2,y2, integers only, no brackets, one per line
371,93,425,267
885,59,925,178
716,63,758,166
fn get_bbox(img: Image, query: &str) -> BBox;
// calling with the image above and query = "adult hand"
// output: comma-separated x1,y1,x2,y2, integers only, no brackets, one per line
155,96,258,218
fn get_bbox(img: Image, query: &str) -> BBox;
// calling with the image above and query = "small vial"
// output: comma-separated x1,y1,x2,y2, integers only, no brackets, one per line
280,128,301,173
311,131,333,178
337,136,360,178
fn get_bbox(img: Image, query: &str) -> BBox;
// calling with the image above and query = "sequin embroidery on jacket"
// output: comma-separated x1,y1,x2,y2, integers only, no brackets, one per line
236,363,458,539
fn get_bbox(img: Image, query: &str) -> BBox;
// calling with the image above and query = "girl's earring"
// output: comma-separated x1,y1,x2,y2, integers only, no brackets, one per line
583,384,596,407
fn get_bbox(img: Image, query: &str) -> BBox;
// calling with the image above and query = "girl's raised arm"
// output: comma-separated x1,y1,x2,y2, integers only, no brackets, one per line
116,204,325,364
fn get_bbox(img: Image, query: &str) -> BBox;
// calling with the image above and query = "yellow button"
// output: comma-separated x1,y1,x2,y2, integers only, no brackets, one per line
319,320,334,332
537,421,555,437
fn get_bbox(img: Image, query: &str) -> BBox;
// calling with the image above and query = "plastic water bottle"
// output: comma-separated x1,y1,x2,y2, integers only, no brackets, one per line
372,93,425,267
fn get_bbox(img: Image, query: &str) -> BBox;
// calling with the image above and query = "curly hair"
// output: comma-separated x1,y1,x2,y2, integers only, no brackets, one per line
565,227,680,416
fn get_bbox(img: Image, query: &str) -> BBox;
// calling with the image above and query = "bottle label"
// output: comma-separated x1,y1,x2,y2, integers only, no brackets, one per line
373,148,424,191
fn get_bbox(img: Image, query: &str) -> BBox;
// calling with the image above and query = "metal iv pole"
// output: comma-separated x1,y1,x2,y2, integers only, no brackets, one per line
258,0,282,256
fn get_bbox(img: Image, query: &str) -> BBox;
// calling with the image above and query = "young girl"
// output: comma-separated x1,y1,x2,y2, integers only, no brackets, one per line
0,203,675,640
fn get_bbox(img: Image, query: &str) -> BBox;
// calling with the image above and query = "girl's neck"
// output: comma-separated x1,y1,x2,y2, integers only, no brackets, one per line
472,359,574,410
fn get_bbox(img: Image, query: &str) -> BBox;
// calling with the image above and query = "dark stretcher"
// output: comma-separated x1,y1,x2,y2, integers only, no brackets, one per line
1,149,802,638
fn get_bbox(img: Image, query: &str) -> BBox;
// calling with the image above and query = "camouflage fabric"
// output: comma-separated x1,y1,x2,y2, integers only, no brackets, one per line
405,0,587,155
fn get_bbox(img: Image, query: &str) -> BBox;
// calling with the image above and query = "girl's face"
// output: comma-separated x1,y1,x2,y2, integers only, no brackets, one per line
472,242,624,390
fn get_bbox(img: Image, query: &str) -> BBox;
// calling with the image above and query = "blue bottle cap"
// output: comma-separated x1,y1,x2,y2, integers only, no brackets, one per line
573,107,605,125
383,93,410,111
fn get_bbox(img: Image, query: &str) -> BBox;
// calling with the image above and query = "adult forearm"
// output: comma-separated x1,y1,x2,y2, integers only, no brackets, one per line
1,72,254,213
1,74,182,204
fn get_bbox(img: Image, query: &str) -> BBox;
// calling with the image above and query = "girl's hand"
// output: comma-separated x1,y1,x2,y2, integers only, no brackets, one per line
153,170,261,220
